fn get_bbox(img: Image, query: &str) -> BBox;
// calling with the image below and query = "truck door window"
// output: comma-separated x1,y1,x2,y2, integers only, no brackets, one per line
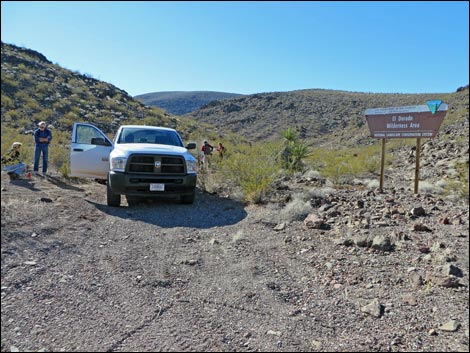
77,125,107,144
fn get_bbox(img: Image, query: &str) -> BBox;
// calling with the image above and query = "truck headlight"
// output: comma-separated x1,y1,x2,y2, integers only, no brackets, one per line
186,159,197,174
110,157,127,172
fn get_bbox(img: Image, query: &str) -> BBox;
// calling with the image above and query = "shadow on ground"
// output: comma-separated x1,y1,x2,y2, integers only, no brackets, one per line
87,191,247,229
43,174,85,191
8,178,41,191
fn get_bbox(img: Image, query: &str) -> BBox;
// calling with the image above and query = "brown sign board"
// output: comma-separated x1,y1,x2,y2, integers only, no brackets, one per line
364,104,448,138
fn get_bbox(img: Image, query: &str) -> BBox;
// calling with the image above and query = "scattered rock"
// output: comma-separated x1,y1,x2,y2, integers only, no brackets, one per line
361,298,383,318
413,223,432,232
23,261,37,266
410,207,426,217
266,330,281,336
304,213,325,229
209,238,220,245
371,235,394,252
440,264,464,278
439,320,461,332
402,293,418,306
274,223,286,231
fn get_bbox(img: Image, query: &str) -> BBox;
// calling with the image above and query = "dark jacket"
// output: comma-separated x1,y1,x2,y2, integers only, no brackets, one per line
201,142,213,155
34,127,52,144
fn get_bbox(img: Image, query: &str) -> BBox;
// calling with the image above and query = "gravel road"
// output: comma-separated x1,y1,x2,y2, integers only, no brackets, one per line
1,171,468,352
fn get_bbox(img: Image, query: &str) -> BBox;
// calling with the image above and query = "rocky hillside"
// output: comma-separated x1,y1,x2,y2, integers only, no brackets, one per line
0,42,225,145
185,88,469,148
135,91,244,115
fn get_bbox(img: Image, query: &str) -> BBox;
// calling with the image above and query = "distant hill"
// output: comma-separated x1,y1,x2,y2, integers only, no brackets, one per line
134,91,244,115
185,88,469,147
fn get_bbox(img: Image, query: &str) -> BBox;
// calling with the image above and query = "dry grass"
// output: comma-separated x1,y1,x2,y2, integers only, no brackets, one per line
1,198,45,224
279,194,313,222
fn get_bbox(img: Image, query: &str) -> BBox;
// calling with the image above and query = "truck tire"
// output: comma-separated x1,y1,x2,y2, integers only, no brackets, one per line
107,182,121,207
125,195,141,207
180,190,196,204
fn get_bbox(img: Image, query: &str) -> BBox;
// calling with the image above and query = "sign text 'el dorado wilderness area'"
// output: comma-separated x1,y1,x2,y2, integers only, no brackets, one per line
364,101,448,138
364,100,448,193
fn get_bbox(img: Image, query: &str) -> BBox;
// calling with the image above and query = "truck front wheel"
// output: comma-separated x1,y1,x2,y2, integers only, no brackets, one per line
180,190,196,204
107,182,121,207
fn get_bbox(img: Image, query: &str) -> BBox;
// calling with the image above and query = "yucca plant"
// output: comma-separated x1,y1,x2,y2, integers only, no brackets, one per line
280,127,311,172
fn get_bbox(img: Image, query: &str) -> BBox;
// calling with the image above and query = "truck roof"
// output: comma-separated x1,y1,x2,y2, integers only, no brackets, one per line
120,125,177,132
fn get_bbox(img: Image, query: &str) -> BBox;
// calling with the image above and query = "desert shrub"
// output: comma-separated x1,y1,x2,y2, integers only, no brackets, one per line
1,76,19,92
303,169,321,179
365,179,380,189
4,110,23,122
306,187,335,199
58,162,71,178
1,94,14,109
219,141,282,204
308,143,391,185
442,162,469,201
60,111,79,129
35,109,55,124
279,194,312,222
48,143,70,175
418,181,435,194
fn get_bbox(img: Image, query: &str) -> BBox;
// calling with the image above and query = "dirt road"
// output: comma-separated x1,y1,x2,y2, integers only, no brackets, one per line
1,172,468,352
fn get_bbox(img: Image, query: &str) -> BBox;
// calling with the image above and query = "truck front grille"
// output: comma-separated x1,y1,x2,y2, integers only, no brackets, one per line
128,155,186,174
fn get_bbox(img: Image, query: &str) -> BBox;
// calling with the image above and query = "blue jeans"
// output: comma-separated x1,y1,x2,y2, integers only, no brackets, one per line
5,162,26,176
34,144,49,172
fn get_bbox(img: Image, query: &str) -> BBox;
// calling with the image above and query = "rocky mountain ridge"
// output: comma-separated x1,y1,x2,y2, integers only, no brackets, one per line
185,88,469,147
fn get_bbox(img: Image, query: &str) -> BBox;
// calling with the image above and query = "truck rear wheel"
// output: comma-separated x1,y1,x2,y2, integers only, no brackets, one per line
107,182,121,207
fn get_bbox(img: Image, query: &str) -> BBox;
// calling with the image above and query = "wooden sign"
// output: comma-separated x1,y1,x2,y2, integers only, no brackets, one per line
364,101,448,194
365,104,448,138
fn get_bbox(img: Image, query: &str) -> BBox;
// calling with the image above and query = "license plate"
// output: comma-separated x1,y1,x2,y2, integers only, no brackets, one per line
150,183,165,191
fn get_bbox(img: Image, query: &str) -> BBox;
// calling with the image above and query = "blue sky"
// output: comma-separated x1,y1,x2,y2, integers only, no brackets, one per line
1,1,469,97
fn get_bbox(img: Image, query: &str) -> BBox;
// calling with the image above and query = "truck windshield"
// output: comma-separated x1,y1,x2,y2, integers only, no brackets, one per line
118,128,184,147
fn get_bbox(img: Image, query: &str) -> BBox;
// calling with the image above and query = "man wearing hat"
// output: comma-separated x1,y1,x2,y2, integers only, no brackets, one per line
33,121,53,175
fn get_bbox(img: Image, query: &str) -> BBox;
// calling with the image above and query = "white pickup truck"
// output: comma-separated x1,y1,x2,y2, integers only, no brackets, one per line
70,123,198,206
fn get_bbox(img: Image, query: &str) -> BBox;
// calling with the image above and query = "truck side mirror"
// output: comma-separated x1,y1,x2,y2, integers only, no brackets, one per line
186,142,196,150
91,137,111,146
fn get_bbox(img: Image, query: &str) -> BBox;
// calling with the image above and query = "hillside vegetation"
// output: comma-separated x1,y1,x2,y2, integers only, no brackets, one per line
185,88,469,147
1,42,243,173
135,91,244,115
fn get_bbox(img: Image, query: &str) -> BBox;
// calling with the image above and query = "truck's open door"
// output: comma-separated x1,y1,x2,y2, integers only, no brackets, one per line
70,123,113,179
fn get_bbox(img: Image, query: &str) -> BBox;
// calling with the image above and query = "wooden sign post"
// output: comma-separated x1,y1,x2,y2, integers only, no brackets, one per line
380,138,386,191
365,101,448,193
